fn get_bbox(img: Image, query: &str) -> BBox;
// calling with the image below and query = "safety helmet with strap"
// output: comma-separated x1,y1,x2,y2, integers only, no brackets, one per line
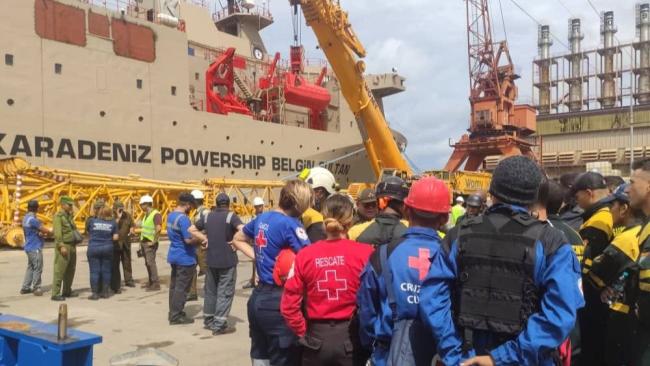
375,176,409,202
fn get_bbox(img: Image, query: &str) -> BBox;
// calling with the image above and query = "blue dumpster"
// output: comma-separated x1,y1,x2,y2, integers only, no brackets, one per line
0,314,102,366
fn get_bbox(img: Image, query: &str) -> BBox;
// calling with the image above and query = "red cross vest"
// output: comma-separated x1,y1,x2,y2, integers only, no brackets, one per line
281,238,373,332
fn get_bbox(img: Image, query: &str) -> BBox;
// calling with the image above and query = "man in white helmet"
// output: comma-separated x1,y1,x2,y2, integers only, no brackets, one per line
300,167,336,242
138,194,162,291
243,197,266,289
188,190,210,301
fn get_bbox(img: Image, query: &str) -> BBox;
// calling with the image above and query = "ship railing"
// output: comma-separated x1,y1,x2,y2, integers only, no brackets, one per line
212,5,273,22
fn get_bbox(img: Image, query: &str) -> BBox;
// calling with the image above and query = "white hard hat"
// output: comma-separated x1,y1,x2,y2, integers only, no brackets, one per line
303,167,336,194
191,190,204,200
253,197,265,206
139,195,153,204
456,196,464,203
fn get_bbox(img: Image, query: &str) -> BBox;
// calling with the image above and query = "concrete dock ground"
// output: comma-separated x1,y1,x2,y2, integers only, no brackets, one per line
0,242,254,365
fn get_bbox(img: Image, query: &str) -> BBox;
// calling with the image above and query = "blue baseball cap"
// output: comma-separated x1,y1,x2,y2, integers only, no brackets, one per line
603,183,629,204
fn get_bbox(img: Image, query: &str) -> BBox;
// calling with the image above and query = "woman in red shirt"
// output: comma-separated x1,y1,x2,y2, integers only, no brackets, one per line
281,194,373,366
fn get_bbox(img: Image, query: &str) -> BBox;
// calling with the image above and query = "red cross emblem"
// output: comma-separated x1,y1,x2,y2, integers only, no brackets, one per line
408,248,431,281
317,270,348,301
255,229,267,248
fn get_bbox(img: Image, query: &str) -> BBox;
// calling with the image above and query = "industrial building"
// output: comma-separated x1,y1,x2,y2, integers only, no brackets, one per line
529,3,650,176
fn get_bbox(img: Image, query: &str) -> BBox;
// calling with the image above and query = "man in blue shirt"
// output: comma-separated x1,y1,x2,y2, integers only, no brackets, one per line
21,200,51,296
420,156,584,366
357,177,450,366
167,192,201,325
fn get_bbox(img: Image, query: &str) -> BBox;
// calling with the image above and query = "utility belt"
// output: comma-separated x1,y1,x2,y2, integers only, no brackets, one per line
309,318,350,326
256,282,282,291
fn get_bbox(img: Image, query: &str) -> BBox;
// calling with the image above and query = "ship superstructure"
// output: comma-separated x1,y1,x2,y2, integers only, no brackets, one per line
0,0,406,186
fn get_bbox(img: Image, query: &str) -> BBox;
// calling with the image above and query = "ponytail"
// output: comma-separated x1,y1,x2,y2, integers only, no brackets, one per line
321,194,354,238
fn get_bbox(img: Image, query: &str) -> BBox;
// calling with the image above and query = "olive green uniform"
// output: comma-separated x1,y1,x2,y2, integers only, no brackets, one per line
189,206,209,298
52,210,78,297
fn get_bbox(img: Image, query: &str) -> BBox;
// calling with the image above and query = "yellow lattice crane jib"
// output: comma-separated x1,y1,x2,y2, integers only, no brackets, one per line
0,158,284,248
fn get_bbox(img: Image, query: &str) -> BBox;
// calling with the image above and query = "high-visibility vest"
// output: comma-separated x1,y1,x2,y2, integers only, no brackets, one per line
141,209,160,242
450,204,465,226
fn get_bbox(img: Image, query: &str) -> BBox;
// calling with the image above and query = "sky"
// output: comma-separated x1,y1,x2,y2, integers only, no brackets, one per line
254,0,639,170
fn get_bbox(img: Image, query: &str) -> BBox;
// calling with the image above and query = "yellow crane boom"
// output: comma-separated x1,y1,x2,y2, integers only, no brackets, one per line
293,0,412,178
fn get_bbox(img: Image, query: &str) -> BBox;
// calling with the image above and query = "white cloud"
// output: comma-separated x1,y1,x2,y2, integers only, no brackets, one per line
255,0,639,169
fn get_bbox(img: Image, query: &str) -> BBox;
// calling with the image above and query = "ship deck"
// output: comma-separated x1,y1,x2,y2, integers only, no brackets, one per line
0,242,254,365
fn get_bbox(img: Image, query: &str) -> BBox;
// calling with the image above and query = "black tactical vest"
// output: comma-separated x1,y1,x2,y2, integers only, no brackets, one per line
454,212,544,337
357,213,407,247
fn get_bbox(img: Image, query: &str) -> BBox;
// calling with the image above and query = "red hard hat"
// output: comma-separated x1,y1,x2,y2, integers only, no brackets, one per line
404,177,451,214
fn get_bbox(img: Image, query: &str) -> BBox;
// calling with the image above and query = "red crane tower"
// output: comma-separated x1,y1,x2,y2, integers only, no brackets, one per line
444,0,537,171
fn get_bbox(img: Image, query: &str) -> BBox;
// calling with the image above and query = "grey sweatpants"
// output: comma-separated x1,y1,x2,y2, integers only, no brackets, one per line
22,250,43,291
203,266,237,330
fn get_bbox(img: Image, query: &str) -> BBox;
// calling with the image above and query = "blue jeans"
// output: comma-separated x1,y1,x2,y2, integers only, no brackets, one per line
87,245,113,293
22,250,43,291
248,285,299,366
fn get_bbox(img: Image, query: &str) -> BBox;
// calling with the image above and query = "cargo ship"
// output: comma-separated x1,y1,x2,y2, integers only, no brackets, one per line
0,0,407,187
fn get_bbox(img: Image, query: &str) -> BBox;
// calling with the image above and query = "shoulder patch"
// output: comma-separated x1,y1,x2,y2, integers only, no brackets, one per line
295,227,309,241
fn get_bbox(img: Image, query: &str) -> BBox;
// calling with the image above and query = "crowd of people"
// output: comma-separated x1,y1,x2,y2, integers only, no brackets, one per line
18,156,650,365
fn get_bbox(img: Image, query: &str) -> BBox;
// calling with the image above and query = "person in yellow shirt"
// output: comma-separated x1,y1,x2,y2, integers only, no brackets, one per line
585,184,643,366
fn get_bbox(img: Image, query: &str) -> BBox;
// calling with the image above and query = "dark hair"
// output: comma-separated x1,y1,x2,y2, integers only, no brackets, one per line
632,158,650,172
539,179,565,215
406,206,447,228
604,176,625,191
178,193,195,205
559,172,580,189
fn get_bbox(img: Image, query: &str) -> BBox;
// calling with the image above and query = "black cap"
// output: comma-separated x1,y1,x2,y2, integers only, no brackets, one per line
489,156,542,206
570,172,607,196
27,200,39,210
216,193,230,205
178,192,195,205
357,188,376,203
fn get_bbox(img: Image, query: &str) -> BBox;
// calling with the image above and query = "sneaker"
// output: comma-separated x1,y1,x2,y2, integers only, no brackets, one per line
212,326,236,336
51,295,65,301
186,294,198,302
88,293,100,301
20,288,32,295
125,281,136,288
64,292,79,298
33,288,43,296
242,281,255,290
112,288,122,295
169,316,194,325
146,284,161,292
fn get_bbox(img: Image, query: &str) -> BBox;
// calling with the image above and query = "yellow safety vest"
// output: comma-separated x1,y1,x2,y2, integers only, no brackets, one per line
141,209,160,242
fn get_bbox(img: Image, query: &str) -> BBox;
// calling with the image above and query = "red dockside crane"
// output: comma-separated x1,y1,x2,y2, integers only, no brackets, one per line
444,0,537,172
